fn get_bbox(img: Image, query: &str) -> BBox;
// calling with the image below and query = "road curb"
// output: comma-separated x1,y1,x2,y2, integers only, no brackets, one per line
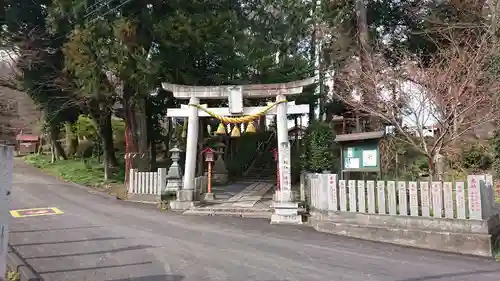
7,244,42,281
66,181,118,201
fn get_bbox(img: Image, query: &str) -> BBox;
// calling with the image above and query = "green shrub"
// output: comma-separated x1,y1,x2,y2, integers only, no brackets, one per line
459,144,491,172
74,115,98,140
112,118,125,151
301,121,338,173
68,115,126,157
491,130,500,178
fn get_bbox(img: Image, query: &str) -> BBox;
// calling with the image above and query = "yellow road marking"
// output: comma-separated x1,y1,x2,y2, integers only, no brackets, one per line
10,207,64,218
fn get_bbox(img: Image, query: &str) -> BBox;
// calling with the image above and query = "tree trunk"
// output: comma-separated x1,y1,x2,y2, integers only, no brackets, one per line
50,142,56,163
89,100,118,168
123,84,149,171
150,140,157,170
427,155,436,181
99,111,118,168
135,98,149,170
103,150,109,182
309,0,318,124
65,122,78,157
355,0,376,130
49,124,67,161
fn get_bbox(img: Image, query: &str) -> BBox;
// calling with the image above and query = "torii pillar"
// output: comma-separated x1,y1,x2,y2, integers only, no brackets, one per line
163,78,314,213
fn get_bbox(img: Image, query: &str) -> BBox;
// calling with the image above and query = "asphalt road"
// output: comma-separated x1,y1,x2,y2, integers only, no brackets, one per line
8,160,500,281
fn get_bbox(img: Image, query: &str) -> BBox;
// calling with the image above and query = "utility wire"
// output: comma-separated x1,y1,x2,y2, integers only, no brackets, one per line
98,0,135,19
84,0,136,22
84,0,115,19
84,0,112,15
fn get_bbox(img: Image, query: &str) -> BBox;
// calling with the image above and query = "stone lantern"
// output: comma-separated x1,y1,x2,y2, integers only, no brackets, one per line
212,141,228,185
165,146,183,193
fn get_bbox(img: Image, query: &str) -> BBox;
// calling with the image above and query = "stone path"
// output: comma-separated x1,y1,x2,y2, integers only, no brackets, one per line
219,182,274,208
183,181,275,217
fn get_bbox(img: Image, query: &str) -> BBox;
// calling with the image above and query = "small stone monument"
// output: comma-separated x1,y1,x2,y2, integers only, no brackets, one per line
212,141,228,185
165,146,183,193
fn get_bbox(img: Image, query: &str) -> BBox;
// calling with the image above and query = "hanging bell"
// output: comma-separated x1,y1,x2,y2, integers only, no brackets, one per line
216,122,227,135
230,124,241,138
245,121,256,134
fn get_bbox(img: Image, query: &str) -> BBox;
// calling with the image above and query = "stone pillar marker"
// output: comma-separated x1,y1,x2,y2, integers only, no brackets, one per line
409,181,418,216
275,94,292,202
431,181,443,218
357,180,365,213
339,180,348,212
387,181,397,215
366,181,375,214
455,181,466,219
271,94,302,224
420,182,430,217
327,174,338,211
397,181,407,216
443,182,454,218
348,180,356,212
376,181,386,214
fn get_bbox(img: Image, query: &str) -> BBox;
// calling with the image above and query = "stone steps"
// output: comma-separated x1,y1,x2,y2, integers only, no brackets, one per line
183,209,272,219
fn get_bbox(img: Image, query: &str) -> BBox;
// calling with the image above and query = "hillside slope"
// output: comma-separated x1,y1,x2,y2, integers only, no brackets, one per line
0,56,41,142
0,86,41,141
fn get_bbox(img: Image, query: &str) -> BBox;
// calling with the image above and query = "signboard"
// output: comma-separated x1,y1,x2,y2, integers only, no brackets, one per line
345,157,360,169
342,143,379,171
228,86,243,114
362,150,377,167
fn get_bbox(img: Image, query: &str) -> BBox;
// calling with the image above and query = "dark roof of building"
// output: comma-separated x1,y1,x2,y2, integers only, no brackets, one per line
335,131,385,142
16,134,39,142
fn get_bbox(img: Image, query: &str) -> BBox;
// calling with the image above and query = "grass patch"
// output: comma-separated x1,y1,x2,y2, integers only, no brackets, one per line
5,268,20,281
23,154,125,189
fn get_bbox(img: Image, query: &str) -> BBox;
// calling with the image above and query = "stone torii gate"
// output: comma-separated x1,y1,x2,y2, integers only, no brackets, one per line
162,77,314,223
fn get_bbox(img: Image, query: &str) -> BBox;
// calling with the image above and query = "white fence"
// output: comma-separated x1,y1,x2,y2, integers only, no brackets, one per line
128,168,208,200
128,168,166,195
305,173,496,220
0,145,13,279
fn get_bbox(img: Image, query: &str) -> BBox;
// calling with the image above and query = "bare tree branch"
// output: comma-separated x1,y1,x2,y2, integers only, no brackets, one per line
333,28,500,174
